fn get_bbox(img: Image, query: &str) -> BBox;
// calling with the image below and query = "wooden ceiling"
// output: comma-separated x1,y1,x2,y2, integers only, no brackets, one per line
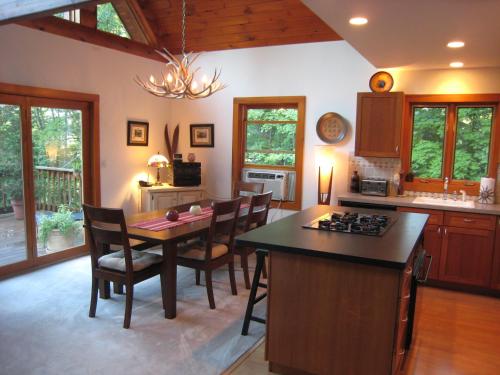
139,0,342,53
10,0,341,61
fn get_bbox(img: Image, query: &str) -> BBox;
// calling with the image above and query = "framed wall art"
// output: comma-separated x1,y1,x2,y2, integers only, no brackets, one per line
127,120,149,146
190,124,214,147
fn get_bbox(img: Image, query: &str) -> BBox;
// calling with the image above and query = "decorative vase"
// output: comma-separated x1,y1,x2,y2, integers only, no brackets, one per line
188,153,196,162
166,210,179,221
189,205,202,216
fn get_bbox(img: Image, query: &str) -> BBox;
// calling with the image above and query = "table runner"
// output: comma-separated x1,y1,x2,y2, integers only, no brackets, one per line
130,203,249,231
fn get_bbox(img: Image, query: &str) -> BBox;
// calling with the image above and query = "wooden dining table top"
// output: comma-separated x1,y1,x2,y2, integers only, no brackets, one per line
126,198,249,243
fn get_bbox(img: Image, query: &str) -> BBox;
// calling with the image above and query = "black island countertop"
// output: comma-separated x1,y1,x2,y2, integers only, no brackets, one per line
235,205,429,269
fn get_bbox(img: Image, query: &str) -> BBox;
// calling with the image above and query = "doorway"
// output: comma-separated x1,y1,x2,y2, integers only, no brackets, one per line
0,83,100,277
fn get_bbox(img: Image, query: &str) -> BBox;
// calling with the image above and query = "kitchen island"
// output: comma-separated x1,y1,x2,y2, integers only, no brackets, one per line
236,205,428,375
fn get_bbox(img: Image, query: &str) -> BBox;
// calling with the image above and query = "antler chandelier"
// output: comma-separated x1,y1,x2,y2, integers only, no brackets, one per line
135,0,226,99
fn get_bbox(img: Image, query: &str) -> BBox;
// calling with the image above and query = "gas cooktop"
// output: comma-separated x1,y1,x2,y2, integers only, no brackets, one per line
302,211,396,236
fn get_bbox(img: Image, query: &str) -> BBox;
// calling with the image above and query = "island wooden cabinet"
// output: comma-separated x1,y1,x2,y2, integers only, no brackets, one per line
355,92,404,158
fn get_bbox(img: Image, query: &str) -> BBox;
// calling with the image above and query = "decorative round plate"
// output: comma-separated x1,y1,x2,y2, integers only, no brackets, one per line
369,71,394,93
316,112,348,144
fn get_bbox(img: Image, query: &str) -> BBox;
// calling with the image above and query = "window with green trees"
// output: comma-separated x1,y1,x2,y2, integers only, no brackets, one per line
97,3,130,39
244,107,298,167
410,104,495,182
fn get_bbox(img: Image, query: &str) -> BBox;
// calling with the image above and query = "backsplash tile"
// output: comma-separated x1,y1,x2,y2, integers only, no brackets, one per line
347,154,401,187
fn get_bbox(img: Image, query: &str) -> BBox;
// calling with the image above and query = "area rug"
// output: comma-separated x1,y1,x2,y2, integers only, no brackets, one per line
0,256,266,375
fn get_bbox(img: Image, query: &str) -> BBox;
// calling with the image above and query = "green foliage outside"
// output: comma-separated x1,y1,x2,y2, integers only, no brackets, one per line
245,108,298,166
0,104,23,203
411,107,446,178
453,107,493,180
411,106,493,181
97,3,130,39
0,105,83,213
38,205,80,244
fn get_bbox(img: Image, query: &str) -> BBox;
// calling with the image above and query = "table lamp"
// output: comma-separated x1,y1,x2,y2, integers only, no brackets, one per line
148,152,169,186
315,145,335,205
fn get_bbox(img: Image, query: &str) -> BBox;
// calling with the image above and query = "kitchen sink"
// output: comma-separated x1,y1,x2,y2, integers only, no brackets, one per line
412,196,475,208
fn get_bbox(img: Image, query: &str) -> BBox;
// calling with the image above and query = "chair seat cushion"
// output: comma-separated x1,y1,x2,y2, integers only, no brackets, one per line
177,240,228,261
98,249,162,272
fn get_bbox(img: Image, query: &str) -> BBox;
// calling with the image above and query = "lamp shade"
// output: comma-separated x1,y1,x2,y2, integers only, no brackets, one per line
148,152,169,168
315,145,335,169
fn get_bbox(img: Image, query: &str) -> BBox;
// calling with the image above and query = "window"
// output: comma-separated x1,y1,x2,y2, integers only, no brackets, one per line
97,3,130,39
244,107,298,167
403,95,499,194
54,9,80,23
233,97,305,210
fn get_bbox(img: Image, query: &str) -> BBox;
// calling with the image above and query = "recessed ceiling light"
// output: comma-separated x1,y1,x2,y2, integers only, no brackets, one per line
349,17,368,26
447,41,465,48
450,61,464,68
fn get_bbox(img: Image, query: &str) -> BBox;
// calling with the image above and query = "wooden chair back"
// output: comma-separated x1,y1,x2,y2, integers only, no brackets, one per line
233,181,264,198
205,198,242,260
244,191,273,232
83,204,133,273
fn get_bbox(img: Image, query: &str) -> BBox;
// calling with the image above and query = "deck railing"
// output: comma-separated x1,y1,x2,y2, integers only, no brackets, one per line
34,166,82,212
0,167,82,212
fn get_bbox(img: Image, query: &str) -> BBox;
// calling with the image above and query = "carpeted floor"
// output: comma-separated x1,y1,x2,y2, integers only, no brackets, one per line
0,255,266,375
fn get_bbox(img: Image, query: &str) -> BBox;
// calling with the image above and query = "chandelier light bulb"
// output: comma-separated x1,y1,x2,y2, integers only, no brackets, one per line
166,73,173,83
191,80,198,90
149,75,155,84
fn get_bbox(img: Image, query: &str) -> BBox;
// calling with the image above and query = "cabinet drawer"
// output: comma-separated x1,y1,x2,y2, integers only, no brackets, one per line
398,207,443,226
444,212,495,230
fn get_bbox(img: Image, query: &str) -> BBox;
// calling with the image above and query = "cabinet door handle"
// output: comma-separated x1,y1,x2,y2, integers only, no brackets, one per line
444,228,447,236
437,227,441,235
395,145,399,152
463,218,475,223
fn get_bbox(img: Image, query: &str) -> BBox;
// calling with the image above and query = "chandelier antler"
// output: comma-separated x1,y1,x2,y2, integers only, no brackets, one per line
135,0,226,99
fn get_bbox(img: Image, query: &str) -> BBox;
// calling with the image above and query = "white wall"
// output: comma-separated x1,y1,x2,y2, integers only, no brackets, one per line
168,41,376,209
0,25,171,214
388,67,500,94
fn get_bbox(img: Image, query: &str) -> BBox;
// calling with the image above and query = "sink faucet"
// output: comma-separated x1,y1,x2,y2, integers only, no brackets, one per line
459,189,467,202
443,177,449,200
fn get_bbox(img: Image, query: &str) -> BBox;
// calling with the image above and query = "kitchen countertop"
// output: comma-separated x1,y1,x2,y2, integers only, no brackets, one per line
337,192,500,215
235,205,427,269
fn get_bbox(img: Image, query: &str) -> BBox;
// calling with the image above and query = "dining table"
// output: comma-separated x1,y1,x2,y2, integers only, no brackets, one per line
122,198,249,319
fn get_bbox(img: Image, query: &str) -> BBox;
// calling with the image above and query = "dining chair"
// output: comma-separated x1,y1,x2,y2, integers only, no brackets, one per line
83,204,165,329
177,198,242,309
233,181,264,198
234,191,273,289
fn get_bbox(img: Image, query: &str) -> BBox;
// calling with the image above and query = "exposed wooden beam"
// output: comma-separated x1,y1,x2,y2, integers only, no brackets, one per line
19,16,164,62
79,6,97,29
111,0,159,47
0,0,107,25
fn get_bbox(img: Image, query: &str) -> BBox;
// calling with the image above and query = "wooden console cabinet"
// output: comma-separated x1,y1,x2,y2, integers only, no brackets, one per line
355,92,404,158
139,185,204,212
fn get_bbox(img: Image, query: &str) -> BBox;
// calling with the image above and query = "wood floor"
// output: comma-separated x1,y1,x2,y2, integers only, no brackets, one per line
229,286,500,375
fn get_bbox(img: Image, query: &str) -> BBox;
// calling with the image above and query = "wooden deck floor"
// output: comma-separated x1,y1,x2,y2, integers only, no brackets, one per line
0,213,27,266
229,286,500,375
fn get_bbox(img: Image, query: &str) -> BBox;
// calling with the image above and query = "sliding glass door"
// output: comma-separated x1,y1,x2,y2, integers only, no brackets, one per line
0,90,97,276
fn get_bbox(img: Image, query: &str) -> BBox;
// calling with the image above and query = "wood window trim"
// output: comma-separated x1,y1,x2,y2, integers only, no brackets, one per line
0,81,100,279
232,96,305,210
401,94,500,195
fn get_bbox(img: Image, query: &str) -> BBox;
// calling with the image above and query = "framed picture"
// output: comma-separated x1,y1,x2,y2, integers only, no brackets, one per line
127,121,149,146
190,124,214,147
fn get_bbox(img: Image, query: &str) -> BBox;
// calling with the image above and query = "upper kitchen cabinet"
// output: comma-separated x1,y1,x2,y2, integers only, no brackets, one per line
355,92,404,157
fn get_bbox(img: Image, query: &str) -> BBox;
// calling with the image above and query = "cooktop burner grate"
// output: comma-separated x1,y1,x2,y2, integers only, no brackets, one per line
302,211,396,236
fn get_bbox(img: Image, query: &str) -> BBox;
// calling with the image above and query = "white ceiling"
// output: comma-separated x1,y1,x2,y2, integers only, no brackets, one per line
302,0,500,70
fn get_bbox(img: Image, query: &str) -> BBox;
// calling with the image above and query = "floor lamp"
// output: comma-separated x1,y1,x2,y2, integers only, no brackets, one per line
315,146,335,205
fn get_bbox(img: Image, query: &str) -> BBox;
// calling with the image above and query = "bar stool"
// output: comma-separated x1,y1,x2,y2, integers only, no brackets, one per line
241,249,268,335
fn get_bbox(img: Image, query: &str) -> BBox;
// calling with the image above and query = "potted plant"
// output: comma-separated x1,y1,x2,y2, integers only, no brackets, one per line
38,205,81,253
4,177,24,220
